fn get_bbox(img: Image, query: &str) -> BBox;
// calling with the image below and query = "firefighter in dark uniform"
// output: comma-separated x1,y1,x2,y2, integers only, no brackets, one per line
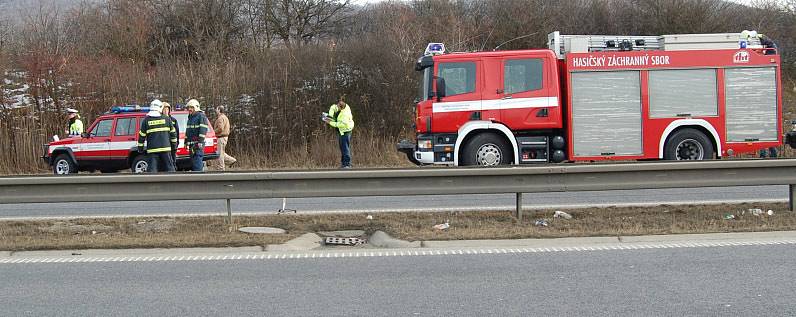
185,99,209,172
137,99,178,172
162,102,180,167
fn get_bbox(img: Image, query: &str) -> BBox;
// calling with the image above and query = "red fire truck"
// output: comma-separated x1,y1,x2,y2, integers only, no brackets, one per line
43,106,219,174
398,31,784,166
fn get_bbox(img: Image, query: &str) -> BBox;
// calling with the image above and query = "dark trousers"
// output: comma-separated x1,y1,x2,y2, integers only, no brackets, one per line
338,132,352,167
147,152,176,172
190,146,204,171
759,147,778,158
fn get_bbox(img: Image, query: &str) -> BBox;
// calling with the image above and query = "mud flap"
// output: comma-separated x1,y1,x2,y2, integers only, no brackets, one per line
397,139,420,165
786,132,796,149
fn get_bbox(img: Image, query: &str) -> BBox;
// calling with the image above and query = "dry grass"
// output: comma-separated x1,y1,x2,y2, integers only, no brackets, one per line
2,202,795,251
229,130,414,170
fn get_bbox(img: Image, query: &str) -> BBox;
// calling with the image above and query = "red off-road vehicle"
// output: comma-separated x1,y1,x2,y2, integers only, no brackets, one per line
43,107,219,174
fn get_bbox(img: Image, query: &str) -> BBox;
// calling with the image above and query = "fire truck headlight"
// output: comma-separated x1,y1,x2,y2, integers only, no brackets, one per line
418,140,432,150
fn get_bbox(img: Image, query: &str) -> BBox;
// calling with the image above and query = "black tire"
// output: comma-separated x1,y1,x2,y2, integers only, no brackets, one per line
460,133,512,166
663,128,715,160
131,155,149,173
52,154,77,175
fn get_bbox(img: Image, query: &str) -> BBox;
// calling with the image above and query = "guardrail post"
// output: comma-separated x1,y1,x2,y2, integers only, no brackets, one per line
790,185,796,212
225,199,233,224
514,193,523,220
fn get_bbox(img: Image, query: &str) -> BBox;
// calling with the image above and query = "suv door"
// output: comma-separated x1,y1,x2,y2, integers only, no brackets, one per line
78,119,113,167
110,116,138,168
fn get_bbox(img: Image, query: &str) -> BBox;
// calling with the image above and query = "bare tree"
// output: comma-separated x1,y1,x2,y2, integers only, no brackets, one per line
264,0,352,47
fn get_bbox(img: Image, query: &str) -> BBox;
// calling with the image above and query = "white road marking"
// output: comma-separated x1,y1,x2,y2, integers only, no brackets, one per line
2,239,794,264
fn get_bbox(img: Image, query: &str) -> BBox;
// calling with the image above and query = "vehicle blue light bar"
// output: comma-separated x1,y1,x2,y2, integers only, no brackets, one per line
110,105,149,113
424,43,445,55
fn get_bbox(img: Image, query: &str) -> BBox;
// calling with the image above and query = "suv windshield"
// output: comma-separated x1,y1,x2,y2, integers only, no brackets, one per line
92,119,113,137
174,114,188,134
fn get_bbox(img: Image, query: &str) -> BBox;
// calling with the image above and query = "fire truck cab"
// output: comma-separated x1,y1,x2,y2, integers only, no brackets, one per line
399,31,783,166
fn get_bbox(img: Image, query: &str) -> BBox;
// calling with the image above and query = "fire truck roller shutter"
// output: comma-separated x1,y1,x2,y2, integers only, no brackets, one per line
725,67,778,142
571,71,643,157
658,119,721,159
454,121,519,166
649,69,718,118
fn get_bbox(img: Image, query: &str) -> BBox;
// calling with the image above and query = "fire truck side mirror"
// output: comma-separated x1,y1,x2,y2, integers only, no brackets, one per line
81,132,90,138
435,77,446,101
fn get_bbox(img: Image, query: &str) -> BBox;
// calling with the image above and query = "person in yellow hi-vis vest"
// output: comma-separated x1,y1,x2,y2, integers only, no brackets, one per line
323,95,355,168
65,108,83,137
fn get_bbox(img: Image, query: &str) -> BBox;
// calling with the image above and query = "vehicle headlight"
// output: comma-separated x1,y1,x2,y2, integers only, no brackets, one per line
418,140,432,149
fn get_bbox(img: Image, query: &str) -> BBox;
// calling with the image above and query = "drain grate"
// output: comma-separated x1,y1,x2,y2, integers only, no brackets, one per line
324,237,366,246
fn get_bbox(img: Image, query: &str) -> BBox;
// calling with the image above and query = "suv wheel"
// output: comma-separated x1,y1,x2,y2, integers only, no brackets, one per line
53,154,77,175
131,155,149,173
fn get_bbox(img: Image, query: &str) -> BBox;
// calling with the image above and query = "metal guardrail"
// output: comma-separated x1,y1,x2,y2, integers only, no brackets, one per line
2,159,796,221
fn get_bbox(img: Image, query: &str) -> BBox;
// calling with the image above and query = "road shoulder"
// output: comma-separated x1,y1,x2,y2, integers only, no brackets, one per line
4,230,796,259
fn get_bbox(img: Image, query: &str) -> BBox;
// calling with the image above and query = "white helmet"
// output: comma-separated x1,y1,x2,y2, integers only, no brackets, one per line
186,99,201,111
149,99,163,113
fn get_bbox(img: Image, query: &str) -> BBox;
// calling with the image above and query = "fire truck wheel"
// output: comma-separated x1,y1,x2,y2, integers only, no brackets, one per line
131,155,149,173
461,133,512,166
663,128,715,161
52,154,77,175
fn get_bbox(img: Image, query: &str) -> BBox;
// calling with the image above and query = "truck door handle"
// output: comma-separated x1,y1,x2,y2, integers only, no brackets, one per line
537,108,549,117
502,96,512,100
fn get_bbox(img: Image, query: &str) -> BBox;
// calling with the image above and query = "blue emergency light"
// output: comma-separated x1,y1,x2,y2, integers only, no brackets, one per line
111,105,149,113
424,43,445,55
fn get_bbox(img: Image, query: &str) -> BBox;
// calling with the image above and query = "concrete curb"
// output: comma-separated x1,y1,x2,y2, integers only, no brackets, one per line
422,236,620,248
368,231,421,248
9,247,262,258
266,233,323,251
619,230,796,243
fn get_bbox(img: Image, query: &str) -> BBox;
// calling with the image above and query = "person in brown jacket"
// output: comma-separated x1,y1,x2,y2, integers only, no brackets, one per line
213,106,237,170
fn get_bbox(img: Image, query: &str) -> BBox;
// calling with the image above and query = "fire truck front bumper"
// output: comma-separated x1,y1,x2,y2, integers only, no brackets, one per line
414,151,434,164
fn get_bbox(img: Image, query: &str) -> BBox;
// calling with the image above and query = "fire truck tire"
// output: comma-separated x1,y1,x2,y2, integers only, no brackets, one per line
52,154,77,175
131,155,149,173
461,133,512,166
663,128,715,160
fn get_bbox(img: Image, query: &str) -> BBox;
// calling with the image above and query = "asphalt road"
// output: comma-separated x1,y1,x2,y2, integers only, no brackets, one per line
0,185,786,219
2,243,795,316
